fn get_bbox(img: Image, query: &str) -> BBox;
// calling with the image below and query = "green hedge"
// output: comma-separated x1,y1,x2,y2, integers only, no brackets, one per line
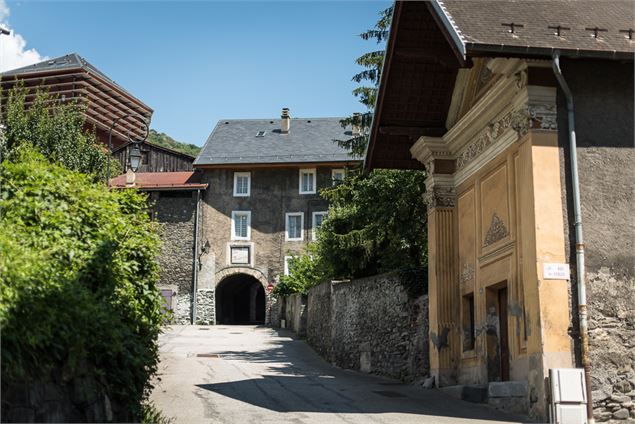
0,149,163,420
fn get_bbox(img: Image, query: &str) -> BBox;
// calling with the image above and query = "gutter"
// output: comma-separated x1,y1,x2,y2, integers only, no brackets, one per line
191,189,201,324
552,51,594,424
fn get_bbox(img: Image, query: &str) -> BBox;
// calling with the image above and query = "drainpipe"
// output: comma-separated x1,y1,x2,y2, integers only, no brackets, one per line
552,51,593,423
191,188,201,324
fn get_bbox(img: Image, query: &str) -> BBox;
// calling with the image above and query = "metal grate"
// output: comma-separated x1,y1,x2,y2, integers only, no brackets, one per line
196,353,220,358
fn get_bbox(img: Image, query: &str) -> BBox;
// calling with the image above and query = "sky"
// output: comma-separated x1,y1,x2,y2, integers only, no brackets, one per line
0,0,390,146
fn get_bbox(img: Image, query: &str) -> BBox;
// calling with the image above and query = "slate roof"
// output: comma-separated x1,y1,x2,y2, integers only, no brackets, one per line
110,171,207,190
436,0,635,59
194,118,361,166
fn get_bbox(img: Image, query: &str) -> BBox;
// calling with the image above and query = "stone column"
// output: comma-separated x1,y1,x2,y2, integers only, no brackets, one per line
426,175,460,386
412,137,460,387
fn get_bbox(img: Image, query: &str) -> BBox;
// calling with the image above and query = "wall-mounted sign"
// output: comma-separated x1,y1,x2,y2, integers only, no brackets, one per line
543,263,570,280
231,246,250,265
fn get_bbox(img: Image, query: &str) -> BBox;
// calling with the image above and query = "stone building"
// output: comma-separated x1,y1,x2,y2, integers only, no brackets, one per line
364,1,634,421
110,172,208,325
193,109,361,325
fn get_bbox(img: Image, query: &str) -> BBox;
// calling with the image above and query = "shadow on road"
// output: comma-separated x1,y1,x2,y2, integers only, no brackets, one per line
194,331,526,423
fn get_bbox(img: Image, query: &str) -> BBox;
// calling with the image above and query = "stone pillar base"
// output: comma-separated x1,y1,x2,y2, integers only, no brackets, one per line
195,289,215,325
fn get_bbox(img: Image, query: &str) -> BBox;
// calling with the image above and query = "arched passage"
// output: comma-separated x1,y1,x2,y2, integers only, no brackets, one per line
215,274,266,324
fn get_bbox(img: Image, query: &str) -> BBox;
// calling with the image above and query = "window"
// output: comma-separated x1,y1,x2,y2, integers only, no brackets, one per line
231,211,251,240
285,212,304,241
331,168,345,185
312,211,328,241
299,168,316,194
284,256,297,276
233,172,250,197
462,293,475,352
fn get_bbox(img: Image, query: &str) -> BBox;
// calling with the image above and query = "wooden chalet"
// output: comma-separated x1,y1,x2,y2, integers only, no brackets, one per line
112,141,195,173
1,53,152,149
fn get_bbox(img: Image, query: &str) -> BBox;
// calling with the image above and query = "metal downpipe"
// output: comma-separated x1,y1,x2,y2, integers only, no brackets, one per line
552,51,593,423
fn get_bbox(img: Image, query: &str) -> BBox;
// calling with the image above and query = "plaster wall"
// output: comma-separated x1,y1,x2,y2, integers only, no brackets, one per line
556,59,635,421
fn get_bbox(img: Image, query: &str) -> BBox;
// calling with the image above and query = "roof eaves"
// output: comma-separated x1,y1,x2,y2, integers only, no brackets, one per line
433,0,467,60
364,1,402,172
465,42,635,61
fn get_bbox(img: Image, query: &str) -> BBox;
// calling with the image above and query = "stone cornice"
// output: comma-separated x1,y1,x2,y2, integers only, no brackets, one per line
444,59,528,155
410,136,452,169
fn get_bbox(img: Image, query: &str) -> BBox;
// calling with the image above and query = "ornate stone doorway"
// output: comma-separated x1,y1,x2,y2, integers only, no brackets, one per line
215,274,265,324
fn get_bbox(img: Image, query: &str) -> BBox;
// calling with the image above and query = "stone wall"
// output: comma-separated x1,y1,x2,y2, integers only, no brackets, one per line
284,293,307,336
152,191,199,324
302,272,429,382
1,373,126,422
557,59,635,422
306,280,332,360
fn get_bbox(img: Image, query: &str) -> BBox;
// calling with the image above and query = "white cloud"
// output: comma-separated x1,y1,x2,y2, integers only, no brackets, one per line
0,0,47,72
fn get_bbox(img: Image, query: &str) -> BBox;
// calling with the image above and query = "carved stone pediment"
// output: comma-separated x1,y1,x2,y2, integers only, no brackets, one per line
484,213,509,246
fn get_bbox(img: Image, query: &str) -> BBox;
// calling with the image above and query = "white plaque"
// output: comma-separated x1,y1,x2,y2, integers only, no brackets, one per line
543,263,570,280
231,246,250,265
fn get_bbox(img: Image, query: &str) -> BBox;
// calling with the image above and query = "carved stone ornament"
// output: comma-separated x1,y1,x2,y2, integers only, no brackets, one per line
511,108,531,137
424,186,456,209
456,109,531,170
484,213,509,246
460,263,475,285
529,103,557,130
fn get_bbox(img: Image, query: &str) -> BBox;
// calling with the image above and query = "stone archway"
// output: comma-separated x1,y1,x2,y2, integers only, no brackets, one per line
215,269,268,325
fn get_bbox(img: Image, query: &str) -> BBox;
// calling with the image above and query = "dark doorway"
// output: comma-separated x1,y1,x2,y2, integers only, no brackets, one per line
216,274,266,324
486,282,510,382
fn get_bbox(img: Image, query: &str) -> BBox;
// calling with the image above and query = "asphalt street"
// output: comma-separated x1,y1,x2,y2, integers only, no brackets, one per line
151,325,526,424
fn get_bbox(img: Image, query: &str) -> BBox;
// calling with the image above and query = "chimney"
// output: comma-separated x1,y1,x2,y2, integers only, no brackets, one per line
281,108,290,134
352,112,362,136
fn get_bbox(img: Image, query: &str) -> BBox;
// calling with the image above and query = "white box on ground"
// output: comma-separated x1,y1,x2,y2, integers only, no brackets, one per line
549,368,587,424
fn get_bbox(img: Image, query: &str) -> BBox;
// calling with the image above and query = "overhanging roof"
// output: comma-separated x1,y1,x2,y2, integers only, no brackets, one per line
365,0,635,171
109,171,207,191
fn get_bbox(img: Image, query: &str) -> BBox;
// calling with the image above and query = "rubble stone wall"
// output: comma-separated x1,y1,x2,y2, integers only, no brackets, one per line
303,272,429,382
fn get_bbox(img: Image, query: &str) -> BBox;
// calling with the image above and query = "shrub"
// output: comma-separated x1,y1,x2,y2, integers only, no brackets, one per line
1,83,119,179
273,245,326,296
0,149,163,420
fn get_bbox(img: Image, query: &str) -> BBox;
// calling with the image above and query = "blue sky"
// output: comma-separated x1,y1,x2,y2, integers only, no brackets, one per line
3,1,390,146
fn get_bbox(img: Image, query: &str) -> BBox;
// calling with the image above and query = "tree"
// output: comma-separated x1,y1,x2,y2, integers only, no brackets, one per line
0,149,163,421
1,83,118,179
280,6,428,293
335,5,393,156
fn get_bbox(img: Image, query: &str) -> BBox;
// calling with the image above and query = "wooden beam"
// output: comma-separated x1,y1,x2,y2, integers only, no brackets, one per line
378,125,446,137
394,47,456,66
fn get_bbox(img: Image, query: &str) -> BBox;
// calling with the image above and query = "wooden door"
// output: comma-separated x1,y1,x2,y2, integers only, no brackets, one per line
499,287,510,381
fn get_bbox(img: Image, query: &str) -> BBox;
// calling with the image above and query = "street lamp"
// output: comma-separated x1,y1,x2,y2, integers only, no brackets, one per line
128,142,143,173
106,114,149,186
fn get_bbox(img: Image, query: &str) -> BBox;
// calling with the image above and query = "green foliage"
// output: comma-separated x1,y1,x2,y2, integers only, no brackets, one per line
1,83,120,179
147,129,201,157
334,6,393,157
0,149,164,420
273,245,327,296
279,5,427,294
316,168,427,279
398,266,429,299
141,401,174,424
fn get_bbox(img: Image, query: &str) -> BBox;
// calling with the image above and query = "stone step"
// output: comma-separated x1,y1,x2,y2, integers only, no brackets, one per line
439,384,488,403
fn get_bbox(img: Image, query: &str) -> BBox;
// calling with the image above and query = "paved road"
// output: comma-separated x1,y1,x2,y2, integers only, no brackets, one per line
151,325,525,424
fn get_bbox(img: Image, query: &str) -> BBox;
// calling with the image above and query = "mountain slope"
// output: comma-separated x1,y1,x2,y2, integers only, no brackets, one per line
147,130,201,157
